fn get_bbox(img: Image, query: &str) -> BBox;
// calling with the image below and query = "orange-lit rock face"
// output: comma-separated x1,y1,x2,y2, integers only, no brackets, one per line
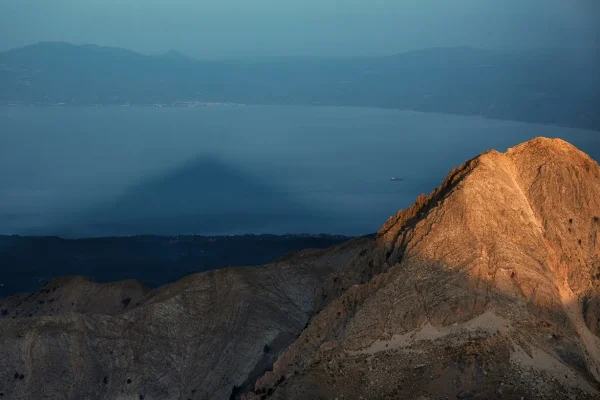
249,138,600,400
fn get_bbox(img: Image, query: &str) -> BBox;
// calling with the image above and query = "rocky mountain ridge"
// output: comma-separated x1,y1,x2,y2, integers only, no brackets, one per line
246,137,600,399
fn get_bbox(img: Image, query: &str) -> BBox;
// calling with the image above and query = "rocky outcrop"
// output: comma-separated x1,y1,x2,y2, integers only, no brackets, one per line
247,138,600,400
0,239,371,400
1,277,150,318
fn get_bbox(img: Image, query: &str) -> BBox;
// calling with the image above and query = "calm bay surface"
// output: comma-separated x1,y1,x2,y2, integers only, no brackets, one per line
1,105,598,237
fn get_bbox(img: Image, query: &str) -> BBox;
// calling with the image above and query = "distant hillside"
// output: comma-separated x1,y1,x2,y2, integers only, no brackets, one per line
1,42,599,130
0,233,352,298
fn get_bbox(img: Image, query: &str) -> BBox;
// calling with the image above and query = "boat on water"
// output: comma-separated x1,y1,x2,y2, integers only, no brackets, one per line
390,177,404,182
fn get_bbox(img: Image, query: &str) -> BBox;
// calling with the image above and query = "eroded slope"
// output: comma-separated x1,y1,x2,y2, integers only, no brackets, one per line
0,239,370,400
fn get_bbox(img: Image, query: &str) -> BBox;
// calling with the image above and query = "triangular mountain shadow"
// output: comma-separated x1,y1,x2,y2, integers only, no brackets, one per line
57,156,329,237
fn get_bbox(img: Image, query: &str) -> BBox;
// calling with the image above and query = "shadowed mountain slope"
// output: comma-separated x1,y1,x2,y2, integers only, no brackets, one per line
0,238,371,400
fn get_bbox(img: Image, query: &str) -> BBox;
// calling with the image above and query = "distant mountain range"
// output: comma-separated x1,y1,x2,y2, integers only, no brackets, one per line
1,42,599,130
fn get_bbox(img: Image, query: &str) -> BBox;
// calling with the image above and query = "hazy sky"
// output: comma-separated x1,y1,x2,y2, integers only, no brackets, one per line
1,0,598,58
